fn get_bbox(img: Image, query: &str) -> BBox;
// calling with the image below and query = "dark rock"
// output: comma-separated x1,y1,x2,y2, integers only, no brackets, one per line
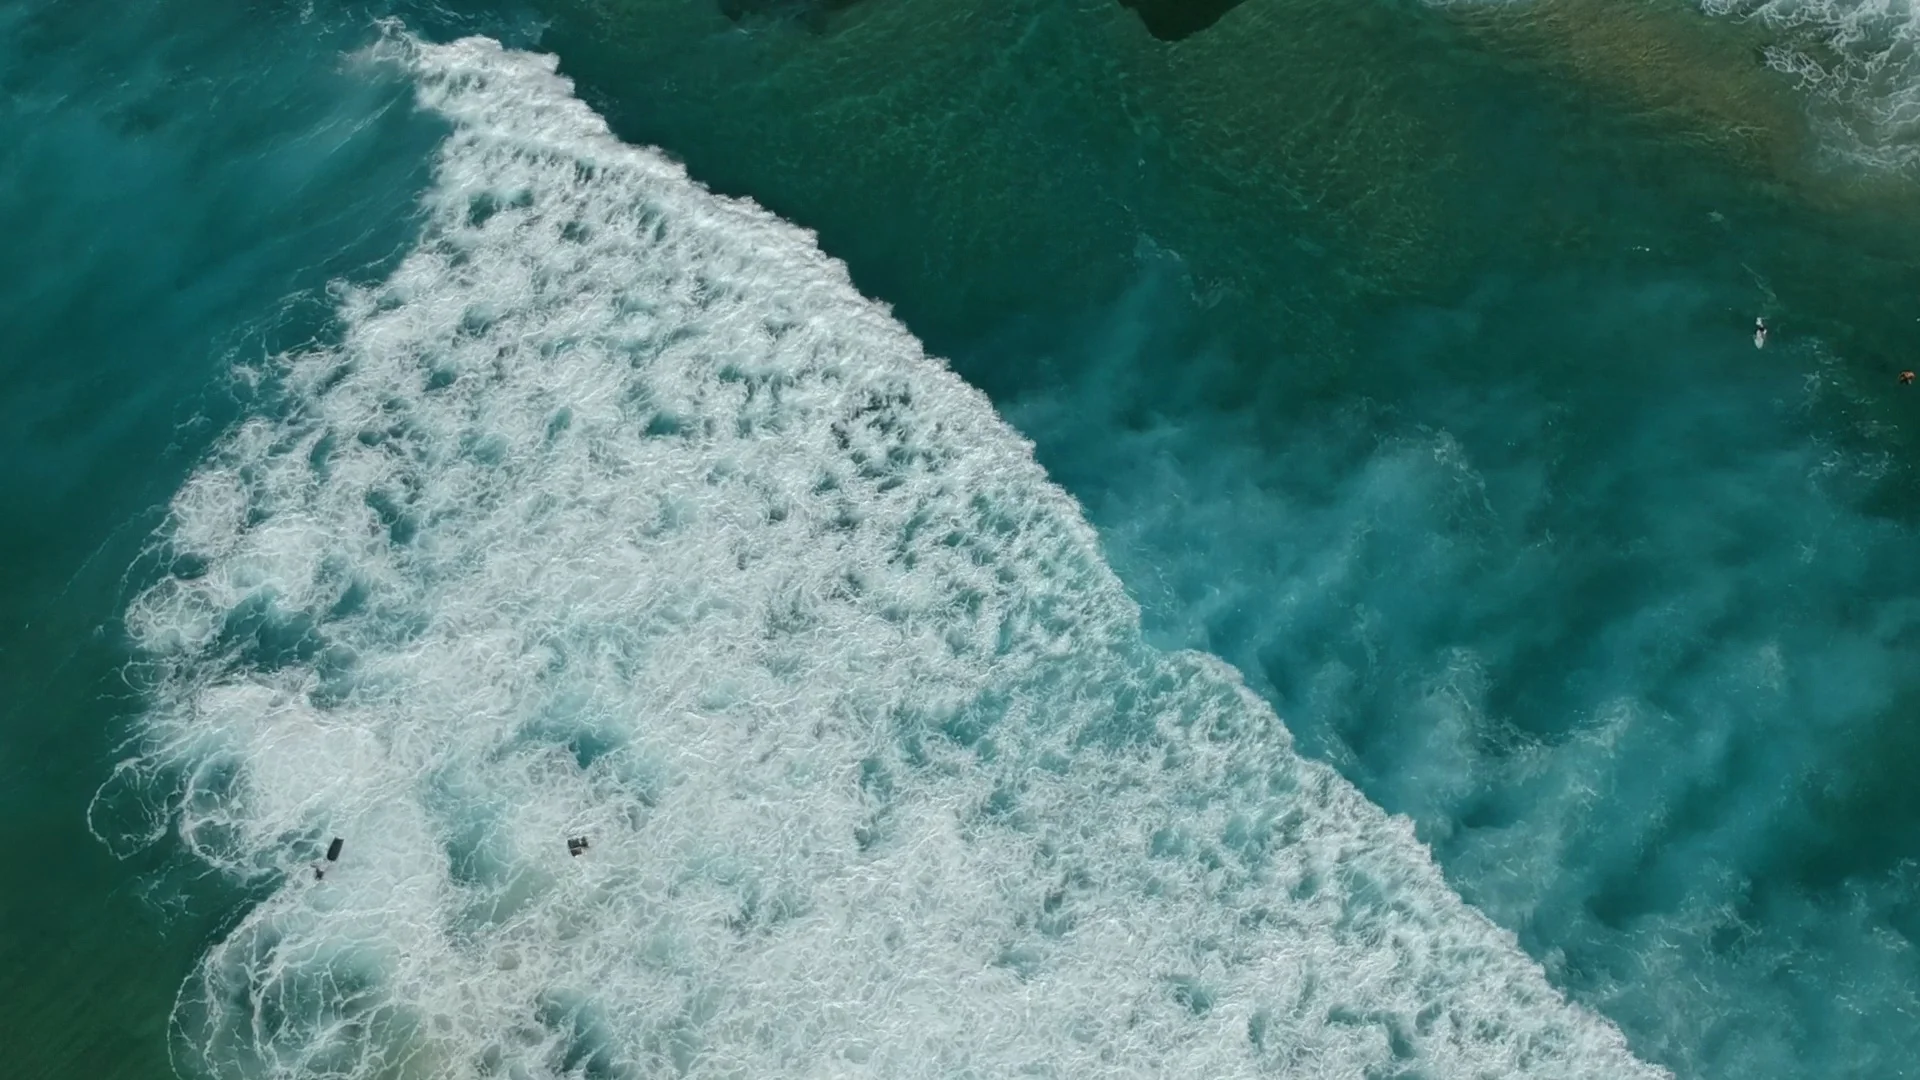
718,0,866,27
1117,0,1249,41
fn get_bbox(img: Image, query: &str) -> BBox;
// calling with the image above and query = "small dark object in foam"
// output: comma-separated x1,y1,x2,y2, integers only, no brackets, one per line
567,836,590,857
315,836,346,880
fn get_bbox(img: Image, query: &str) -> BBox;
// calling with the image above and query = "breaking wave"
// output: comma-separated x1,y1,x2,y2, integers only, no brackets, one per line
98,29,1663,1080
1701,0,1920,170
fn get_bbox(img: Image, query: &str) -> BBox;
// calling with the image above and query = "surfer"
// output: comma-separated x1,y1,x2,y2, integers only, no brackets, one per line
313,837,344,880
1753,317,1768,349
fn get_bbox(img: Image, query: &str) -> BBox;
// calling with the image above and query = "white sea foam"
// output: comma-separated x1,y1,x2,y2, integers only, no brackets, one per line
103,29,1666,1080
1698,0,1920,170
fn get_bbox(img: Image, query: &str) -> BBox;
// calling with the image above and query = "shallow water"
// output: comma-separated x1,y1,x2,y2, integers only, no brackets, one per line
6,0,1920,1078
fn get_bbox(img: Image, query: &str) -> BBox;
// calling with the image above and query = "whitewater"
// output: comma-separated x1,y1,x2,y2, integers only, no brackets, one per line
93,28,1665,1080
1697,0,1920,170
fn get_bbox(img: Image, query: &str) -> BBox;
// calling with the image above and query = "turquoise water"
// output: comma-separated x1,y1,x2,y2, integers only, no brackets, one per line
7,0,1920,1078
0,1,461,1073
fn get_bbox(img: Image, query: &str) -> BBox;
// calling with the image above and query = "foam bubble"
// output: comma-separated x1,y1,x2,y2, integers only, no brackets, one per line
108,29,1665,1080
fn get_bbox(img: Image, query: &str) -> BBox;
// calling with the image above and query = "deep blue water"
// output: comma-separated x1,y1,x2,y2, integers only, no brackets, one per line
5,0,1920,1078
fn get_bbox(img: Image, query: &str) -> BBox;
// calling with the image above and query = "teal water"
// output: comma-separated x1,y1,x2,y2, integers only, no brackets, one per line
7,0,1920,1078
0,1,466,1073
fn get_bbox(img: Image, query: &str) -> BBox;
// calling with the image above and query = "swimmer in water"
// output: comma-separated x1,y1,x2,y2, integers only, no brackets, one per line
1901,370,1914,385
1754,317,1768,349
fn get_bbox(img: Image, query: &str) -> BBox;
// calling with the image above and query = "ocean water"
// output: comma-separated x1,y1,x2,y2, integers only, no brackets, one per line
5,0,1920,1079
0,1,446,1075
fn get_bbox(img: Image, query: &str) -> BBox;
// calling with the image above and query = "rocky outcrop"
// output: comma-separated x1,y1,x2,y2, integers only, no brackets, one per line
1118,0,1249,41
717,0,866,26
